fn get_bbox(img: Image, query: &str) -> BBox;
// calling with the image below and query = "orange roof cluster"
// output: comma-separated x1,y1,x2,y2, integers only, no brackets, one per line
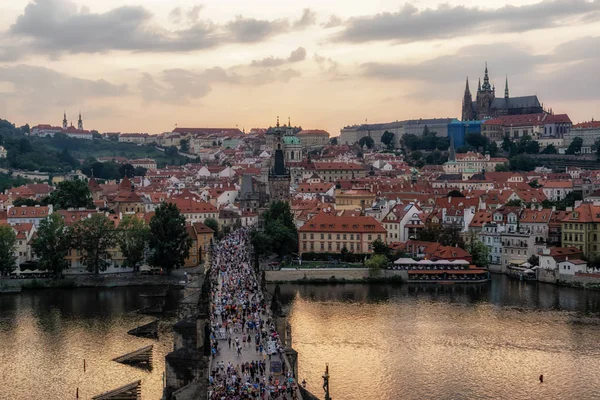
299,213,385,233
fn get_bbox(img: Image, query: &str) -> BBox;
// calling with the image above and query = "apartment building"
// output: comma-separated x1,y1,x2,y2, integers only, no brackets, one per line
298,214,386,255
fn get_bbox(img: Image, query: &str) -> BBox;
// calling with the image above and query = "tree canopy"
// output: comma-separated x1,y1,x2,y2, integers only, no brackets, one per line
0,225,17,275
72,213,117,274
118,215,150,272
566,137,583,155
381,131,395,149
359,136,375,149
32,213,71,277
149,202,192,274
43,179,94,210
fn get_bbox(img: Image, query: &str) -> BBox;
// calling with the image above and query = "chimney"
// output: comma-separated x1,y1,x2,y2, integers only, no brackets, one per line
552,206,556,212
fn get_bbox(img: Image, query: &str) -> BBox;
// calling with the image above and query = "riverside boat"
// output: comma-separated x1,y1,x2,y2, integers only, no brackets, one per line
392,258,490,284
507,262,537,281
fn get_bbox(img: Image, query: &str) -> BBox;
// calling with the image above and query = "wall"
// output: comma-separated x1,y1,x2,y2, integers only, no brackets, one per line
265,268,407,282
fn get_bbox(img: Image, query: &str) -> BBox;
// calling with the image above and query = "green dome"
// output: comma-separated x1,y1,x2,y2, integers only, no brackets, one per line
283,135,301,145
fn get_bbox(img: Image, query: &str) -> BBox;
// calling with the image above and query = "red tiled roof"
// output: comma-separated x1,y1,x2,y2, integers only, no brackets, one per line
298,213,385,233
572,121,600,129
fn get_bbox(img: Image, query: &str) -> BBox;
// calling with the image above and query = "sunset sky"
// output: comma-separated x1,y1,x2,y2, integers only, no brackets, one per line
0,0,598,134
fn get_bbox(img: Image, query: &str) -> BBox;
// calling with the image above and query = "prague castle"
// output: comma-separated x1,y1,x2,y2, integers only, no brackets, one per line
462,64,544,121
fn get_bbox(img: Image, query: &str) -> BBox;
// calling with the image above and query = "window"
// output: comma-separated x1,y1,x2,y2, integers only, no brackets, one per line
302,233,306,239
337,234,340,240
368,234,372,240
310,234,314,240
343,234,347,240
350,234,354,240
321,234,324,240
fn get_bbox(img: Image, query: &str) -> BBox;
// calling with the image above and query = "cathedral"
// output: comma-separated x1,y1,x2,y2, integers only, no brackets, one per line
461,64,544,121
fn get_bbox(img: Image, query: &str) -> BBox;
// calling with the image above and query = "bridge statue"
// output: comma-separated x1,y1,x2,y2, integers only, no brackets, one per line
323,363,331,400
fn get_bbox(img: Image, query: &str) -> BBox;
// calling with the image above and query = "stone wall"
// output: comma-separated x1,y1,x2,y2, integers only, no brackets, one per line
265,268,407,283
538,268,600,288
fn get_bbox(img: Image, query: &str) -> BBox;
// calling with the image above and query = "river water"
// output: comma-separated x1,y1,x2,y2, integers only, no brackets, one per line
273,275,600,400
0,286,180,400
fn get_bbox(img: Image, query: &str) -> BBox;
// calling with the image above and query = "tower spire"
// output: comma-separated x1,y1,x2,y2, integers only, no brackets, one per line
482,62,491,90
77,111,83,130
62,111,68,129
477,78,481,92
504,76,509,99
276,116,280,128
461,77,474,121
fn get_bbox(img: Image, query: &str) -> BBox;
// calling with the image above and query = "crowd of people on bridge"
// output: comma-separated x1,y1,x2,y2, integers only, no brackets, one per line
208,228,299,400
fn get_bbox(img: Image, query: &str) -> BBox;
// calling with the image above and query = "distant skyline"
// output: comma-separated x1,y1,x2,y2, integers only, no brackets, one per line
0,0,599,134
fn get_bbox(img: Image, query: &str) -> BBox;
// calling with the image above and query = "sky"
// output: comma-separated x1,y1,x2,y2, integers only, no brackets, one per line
0,0,599,135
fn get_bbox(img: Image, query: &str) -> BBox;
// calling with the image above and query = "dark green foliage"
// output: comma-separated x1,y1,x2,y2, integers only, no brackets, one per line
509,154,536,171
165,146,179,157
204,218,220,238
118,215,149,272
359,136,375,149
71,213,117,274
566,137,583,155
381,131,395,149
416,224,464,247
541,144,558,154
44,179,94,210
0,173,30,192
149,202,192,274
12,198,40,207
541,192,583,211
134,166,148,176
465,132,488,150
330,137,338,145
505,199,522,207
180,138,190,153
32,213,71,277
81,161,120,180
447,190,464,198
0,225,17,274
495,164,509,172
119,163,136,178
251,201,298,263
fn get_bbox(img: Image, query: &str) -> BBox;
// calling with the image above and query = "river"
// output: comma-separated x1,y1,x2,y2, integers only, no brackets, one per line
0,286,181,400
272,275,600,400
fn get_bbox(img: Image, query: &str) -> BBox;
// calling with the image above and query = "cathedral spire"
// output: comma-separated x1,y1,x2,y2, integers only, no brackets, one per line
276,116,280,128
464,77,470,94
77,111,83,130
477,78,481,92
504,76,509,99
482,62,491,90
461,77,474,121
63,111,68,129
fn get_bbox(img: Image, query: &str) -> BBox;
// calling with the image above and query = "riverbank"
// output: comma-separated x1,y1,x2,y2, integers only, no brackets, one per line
489,264,600,291
265,268,407,284
0,274,185,291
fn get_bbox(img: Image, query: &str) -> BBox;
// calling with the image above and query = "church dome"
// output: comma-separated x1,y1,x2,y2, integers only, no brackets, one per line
283,135,301,145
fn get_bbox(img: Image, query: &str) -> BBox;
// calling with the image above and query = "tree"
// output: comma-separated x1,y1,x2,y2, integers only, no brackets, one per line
527,255,539,267
487,141,499,157
149,202,192,274
119,163,136,178
44,179,94,210
0,225,17,275
495,163,509,172
401,134,420,151
32,213,71,277
134,166,148,176
13,198,40,207
330,137,338,146
118,215,150,272
359,136,374,149
72,213,117,274
180,138,190,153
165,145,179,157
592,138,600,158
365,254,388,269
525,140,540,154
371,239,390,258
447,190,464,198
505,199,522,207
204,218,220,238
381,131,395,149
529,179,541,188
417,224,464,247
509,154,536,172
467,239,489,268
566,137,583,155
250,229,272,270
541,144,558,154
465,132,488,150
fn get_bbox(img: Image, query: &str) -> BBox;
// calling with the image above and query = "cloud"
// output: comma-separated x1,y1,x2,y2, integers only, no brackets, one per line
225,16,289,43
337,0,600,43
323,15,343,28
4,0,311,58
169,7,182,24
0,65,127,114
293,8,317,29
142,66,301,104
251,47,307,67
362,37,600,104
314,53,341,75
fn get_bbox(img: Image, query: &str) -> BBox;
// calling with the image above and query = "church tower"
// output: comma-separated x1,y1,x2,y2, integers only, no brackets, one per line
461,77,474,121
77,112,83,130
504,76,509,99
475,63,495,119
268,117,291,202
62,111,68,129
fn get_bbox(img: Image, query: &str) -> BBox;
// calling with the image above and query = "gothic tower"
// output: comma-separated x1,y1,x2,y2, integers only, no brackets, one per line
62,111,68,129
475,63,495,119
77,112,83,130
504,76,509,99
268,117,291,202
461,77,474,121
